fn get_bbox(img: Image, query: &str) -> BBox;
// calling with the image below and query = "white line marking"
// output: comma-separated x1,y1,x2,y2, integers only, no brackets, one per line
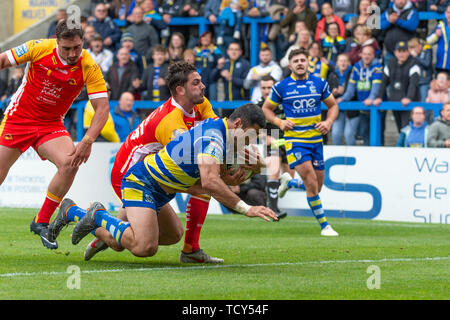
1,256,448,278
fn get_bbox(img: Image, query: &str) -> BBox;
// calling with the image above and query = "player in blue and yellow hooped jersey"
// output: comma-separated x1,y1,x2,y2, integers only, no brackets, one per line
68,104,277,259
262,48,340,236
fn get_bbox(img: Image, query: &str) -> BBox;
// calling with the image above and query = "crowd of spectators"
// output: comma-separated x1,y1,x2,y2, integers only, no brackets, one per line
0,0,449,149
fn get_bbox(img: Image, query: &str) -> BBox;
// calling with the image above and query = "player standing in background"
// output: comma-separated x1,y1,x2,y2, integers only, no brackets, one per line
262,48,340,236
0,20,109,249
255,75,294,220
50,61,247,262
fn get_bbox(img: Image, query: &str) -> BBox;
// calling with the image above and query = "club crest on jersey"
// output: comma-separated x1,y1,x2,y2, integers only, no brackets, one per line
68,78,77,85
3,133,13,141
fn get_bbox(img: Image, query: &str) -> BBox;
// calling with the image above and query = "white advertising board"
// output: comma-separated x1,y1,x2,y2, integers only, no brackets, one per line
1,144,448,224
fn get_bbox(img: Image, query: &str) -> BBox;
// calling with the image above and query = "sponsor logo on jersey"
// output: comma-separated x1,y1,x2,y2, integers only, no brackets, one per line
14,44,29,58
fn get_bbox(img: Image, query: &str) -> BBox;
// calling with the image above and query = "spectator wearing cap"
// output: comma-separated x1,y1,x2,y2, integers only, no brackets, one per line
427,5,450,75
87,34,114,74
124,6,159,62
380,0,419,64
90,3,122,51
374,41,421,134
427,102,450,148
120,33,147,74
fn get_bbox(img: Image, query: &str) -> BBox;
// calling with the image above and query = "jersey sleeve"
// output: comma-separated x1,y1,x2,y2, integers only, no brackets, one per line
195,121,226,164
155,109,189,146
267,81,282,106
197,97,219,120
6,40,45,66
321,79,333,101
82,53,108,100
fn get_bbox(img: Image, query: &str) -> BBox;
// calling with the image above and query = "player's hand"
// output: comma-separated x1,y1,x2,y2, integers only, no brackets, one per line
436,28,442,38
245,206,278,222
279,119,294,131
221,166,247,186
315,120,332,135
69,141,92,167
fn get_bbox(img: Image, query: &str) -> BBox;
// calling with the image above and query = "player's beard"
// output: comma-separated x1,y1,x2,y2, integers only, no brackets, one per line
293,66,307,80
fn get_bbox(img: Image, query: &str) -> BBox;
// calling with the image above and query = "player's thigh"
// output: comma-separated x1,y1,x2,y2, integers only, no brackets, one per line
157,203,184,246
126,206,160,250
36,135,75,168
0,145,22,183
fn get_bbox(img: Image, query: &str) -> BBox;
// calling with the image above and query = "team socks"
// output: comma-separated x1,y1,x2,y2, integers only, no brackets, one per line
66,205,86,222
93,209,130,246
267,180,280,211
183,196,210,253
307,195,329,230
288,179,305,190
35,190,62,224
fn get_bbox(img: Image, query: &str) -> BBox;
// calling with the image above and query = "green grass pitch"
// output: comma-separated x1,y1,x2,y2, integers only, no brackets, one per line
0,209,448,300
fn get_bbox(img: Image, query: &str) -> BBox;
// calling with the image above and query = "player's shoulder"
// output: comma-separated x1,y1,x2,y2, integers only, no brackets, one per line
14,39,54,57
81,50,102,71
196,97,213,112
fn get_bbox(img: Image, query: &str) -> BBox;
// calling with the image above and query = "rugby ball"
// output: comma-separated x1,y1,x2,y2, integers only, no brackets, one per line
227,163,253,181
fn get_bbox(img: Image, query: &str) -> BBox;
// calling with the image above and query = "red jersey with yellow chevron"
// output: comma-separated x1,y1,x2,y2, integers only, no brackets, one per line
110,97,218,197
4,39,107,124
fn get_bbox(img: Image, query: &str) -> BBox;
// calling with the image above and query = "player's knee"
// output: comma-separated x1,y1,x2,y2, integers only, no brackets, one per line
131,242,158,257
57,159,78,176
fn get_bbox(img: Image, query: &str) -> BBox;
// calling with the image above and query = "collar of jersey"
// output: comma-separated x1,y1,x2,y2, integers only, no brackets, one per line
290,73,309,81
171,97,196,118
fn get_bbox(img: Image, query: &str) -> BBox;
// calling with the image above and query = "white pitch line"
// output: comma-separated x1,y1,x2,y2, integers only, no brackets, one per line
0,256,449,278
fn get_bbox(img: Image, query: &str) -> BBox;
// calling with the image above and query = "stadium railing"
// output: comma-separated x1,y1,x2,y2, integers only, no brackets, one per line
70,100,443,146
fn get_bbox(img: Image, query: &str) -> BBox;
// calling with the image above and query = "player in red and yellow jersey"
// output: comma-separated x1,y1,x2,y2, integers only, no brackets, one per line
0,20,109,249
80,61,245,263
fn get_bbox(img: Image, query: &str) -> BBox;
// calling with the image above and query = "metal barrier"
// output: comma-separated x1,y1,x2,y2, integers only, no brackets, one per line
71,100,443,146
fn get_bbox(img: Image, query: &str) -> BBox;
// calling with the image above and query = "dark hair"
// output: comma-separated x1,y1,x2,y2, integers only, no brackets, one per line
152,44,167,55
166,61,197,96
289,47,309,61
229,103,266,129
260,75,275,83
260,46,271,53
55,19,84,40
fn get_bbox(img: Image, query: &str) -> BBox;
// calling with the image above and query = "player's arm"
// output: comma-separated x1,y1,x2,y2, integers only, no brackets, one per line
198,155,277,221
0,52,13,70
69,97,109,167
315,95,339,135
261,99,294,131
